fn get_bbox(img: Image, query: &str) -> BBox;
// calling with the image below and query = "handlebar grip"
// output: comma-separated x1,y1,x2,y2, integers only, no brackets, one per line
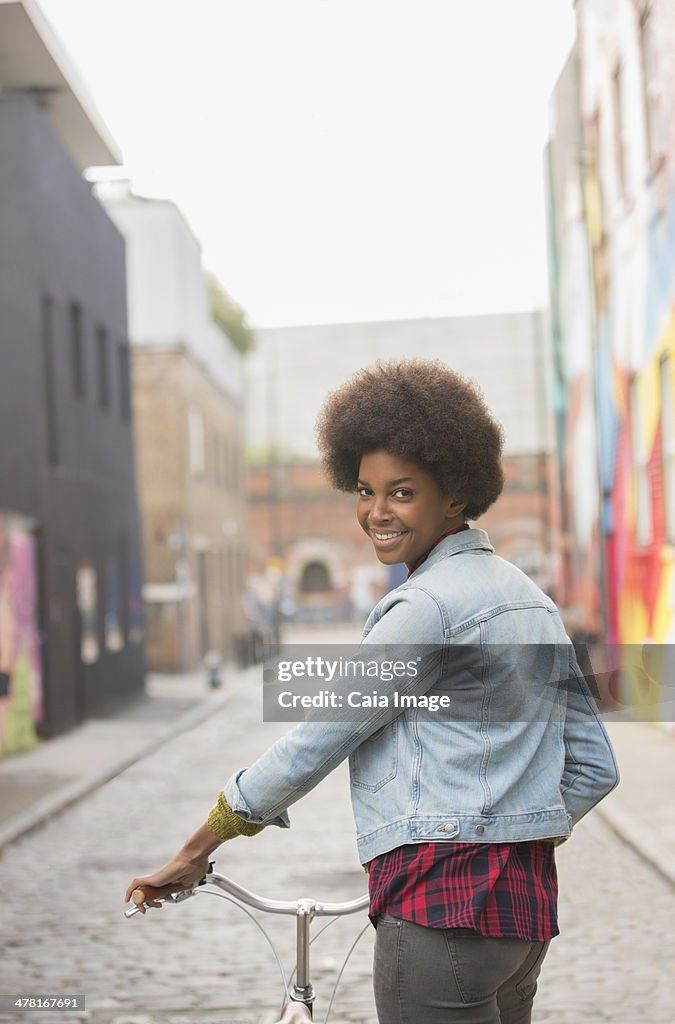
131,882,186,906
129,862,214,910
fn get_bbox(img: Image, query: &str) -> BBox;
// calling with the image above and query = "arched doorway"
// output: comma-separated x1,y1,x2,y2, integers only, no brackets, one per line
299,561,331,594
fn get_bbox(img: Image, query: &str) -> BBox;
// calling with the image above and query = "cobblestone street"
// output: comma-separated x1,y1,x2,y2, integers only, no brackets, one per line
0,669,673,1024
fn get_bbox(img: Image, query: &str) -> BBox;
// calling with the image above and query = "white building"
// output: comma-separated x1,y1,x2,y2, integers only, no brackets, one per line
246,312,552,460
95,184,248,670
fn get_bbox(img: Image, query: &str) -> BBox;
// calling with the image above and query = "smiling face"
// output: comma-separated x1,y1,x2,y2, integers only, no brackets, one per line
357,450,466,570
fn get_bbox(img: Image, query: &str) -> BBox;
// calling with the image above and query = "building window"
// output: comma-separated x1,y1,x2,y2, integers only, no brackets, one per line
69,302,84,397
203,425,211,481
612,62,627,197
76,562,100,664
209,430,218,485
220,436,228,489
219,548,227,604
208,428,217,484
660,354,675,542
228,547,237,600
640,3,661,168
188,405,206,477
41,295,59,465
104,556,124,652
197,550,210,655
118,342,131,422
630,376,652,547
96,326,109,409
119,532,130,640
230,439,240,492
220,439,228,488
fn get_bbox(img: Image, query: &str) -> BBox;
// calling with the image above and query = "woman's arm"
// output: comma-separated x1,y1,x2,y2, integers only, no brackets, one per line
559,645,620,826
224,586,446,826
124,796,263,912
124,585,444,905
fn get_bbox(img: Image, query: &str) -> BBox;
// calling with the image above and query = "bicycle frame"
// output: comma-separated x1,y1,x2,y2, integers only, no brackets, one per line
125,869,369,1021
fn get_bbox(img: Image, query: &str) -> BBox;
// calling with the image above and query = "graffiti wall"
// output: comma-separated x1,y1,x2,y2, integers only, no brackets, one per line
548,2,675,723
611,193,675,650
0,514,43,757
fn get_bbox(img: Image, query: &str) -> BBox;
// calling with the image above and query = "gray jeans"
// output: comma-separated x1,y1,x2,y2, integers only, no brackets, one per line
373,914,551,1024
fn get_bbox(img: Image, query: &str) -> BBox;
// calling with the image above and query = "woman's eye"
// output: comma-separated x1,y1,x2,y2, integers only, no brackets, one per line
358,487,372,497
394,489,412,498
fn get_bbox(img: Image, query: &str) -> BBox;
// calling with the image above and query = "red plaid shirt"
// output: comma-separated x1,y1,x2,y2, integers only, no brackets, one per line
366,525,559,942
367,840,558,940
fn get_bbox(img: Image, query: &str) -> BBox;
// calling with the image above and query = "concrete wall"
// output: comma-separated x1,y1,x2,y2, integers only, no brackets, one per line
245,312,552,459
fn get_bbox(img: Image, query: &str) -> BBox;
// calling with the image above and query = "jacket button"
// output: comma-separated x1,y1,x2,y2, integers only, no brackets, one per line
475,824,485,835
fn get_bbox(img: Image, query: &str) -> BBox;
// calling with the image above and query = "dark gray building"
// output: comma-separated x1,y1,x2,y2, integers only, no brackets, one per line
0,1,144,738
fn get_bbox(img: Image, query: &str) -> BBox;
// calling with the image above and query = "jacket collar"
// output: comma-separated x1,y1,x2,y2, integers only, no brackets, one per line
407,527,494,578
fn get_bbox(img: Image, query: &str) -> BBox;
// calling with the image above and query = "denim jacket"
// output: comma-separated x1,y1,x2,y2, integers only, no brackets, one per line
224,529,619,864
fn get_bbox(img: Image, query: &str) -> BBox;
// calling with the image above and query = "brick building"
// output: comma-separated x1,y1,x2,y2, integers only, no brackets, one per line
248,454,551,622
97,188,248,671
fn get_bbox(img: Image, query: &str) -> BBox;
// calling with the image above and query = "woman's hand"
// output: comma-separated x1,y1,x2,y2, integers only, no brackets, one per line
125,822,223,913
124,850,212,914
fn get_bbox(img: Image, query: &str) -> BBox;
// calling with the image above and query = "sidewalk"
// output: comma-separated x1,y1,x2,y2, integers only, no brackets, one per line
0,662,673,889
596,719,675,886
0,668,237,850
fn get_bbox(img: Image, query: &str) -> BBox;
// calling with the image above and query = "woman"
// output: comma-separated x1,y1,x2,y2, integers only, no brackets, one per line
126,359,619,1024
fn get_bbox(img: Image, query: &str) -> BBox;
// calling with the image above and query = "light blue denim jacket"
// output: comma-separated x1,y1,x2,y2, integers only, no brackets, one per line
224,529,619,864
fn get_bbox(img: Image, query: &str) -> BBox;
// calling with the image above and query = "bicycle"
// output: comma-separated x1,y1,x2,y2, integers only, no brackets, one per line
125,863,370,1023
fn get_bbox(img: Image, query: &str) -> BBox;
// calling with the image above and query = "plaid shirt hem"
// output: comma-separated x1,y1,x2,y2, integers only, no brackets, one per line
368,840,559,941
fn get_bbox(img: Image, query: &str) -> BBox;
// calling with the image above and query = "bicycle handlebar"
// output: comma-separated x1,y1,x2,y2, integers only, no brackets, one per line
125,867,369,919
207,873,369,916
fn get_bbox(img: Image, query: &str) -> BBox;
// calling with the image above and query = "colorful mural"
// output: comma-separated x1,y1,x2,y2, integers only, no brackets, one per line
548,1,675,723
0,514,44,757
600,202,675,654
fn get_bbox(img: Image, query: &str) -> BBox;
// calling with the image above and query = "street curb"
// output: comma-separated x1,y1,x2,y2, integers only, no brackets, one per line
0,689,233,852
594,802,675,889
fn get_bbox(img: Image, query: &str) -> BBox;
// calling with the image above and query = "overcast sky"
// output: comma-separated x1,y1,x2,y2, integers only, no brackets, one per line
38,0,576,327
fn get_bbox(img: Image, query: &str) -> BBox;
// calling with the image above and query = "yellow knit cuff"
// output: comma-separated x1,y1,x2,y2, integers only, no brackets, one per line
207,790,265,841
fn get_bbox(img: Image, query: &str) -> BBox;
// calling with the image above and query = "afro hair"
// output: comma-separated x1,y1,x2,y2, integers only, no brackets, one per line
315,358,504,520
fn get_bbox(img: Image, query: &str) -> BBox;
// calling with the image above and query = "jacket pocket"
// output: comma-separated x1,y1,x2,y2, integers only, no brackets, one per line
350,720,399,792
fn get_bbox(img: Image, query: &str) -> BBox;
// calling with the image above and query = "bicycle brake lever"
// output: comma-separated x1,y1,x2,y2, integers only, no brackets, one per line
171,860,215,902
169,858,215,897
171,888,197,903
191,859,215,890
200,860,215,883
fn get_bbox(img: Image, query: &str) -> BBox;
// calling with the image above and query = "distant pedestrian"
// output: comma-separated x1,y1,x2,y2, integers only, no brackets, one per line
126,359,619,1024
